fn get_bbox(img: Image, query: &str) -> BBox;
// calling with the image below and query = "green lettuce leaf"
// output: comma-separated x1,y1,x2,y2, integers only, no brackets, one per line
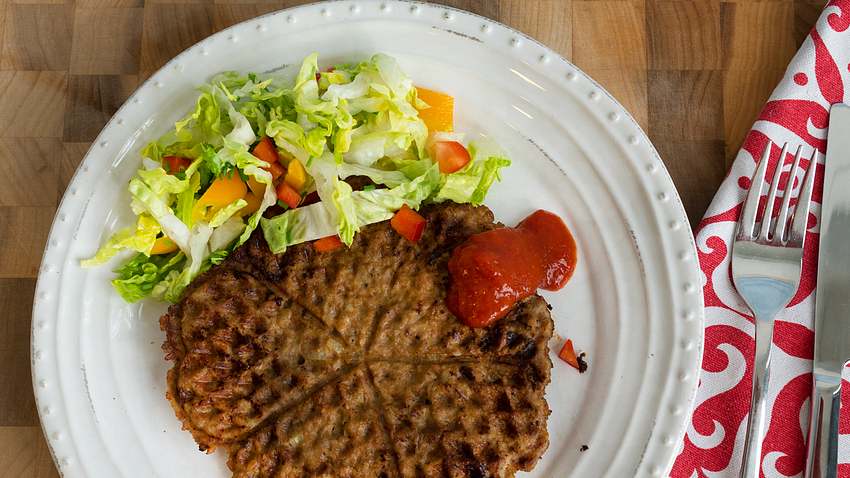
177,86,230,145
175,171,201,226
262,163,440,253
128,176,191,251
208,249,229,265
305,153,358,244
153,223,214,302
261,201,337,253
339,54,428,164
210,216,245,252
88,53,515,306
435,141,511,205
111,252,185,303
266,119,310,163
337,163,408,187
209,198,248,228
81,214,161,267
237,181,276,246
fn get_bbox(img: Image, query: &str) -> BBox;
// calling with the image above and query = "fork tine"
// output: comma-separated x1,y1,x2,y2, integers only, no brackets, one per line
773,145,803,244
738,140,772,239
789,149,818,244
758,142,789,241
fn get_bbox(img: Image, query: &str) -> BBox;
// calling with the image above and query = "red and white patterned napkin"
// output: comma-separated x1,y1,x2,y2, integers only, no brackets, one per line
670,1,850,476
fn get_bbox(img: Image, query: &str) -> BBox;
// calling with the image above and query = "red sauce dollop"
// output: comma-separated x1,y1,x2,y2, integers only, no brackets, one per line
446,210,577,328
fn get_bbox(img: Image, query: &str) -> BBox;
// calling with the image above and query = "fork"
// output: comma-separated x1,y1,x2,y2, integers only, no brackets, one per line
733,140,818,478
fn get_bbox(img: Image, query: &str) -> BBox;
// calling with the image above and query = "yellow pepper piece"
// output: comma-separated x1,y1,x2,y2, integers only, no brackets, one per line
416,86,454,133
193,173,248,222
247,176,266,197
240,191,263,217
150,236,178,255
284,159,307,192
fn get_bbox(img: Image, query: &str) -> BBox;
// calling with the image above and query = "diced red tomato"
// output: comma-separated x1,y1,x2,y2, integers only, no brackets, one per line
266,162,285,181
390,204,426,242
162,156,191,174
251,136,280,165
276,181,301,209
431,141,471,174
314,235,344,252
558,339,580,370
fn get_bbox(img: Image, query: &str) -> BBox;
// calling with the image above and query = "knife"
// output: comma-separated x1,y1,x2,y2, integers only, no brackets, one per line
805,103,850,478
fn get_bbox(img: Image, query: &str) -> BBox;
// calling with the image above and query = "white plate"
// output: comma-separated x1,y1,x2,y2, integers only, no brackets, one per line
31,2,704,477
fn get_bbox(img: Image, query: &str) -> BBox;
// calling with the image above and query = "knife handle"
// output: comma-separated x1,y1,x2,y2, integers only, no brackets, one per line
805,375,841,478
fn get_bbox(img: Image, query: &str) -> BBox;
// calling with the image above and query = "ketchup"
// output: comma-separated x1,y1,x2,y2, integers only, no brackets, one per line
446,210,577,328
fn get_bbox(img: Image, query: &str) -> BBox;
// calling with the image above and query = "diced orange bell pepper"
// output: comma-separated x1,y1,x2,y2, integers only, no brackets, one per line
416,87,454,133
390,204,426,242
251,136,280,165
240,192,263,216
150,236,178,255
314,235,344,252
200,173,247,208
247,176,266,197
284,159,307,192
193,173,248,221
276,181,301,209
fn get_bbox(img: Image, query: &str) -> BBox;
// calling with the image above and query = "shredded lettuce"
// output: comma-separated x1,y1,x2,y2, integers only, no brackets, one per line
262,163,441,253
209,199,248,227
81,215,161,267
208,249,229,265
112,252,185,303
337,163,407,187
266,119,310,163
175,172,201,226
305,153,359,244
86,52,512,304
152,223,214,302
435,141,511,205
238,180,276,246
127,176,190,251
210,217,245,252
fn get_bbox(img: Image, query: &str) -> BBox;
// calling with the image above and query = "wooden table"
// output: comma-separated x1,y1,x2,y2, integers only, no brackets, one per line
0,0,827,475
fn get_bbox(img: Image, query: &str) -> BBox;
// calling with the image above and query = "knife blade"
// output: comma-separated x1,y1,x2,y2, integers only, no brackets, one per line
806,103,850,478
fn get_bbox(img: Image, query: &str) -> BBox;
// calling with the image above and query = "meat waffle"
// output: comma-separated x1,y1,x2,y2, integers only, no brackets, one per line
161,202,554,477
161,269,352,449
369,361,550,477
226,367,397,477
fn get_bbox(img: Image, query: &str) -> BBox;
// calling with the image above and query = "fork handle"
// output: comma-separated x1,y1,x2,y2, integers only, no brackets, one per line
805,375,841,478
739,318,775,478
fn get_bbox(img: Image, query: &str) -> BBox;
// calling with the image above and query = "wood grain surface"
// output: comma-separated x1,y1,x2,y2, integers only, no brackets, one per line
0,0,827,475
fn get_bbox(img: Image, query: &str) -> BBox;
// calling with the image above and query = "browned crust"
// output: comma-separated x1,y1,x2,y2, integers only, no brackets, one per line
161,202,554,477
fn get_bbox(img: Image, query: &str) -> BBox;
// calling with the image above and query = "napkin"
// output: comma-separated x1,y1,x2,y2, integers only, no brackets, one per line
670,0,850,476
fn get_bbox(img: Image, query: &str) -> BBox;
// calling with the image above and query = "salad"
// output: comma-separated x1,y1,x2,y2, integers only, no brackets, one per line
83,53,511,303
